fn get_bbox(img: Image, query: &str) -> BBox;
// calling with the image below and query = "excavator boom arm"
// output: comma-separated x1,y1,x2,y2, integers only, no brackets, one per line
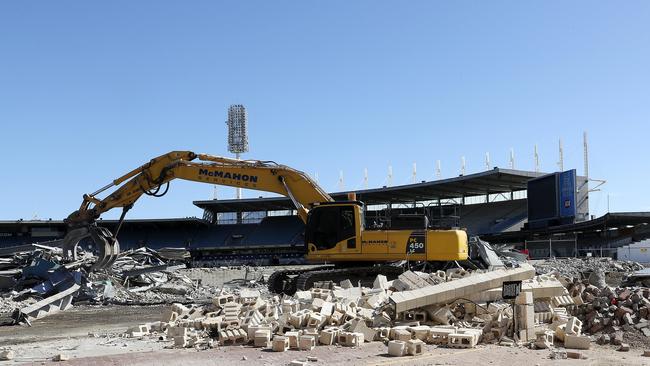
66,151,332,226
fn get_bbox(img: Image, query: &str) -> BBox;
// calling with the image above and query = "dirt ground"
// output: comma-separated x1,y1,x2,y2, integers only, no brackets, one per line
1,305,650,366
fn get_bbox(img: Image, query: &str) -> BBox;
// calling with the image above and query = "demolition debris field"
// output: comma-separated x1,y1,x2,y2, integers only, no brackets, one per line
4,244,650,365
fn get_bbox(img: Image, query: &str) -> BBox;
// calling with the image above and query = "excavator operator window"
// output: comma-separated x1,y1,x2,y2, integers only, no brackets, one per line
306,205,356,250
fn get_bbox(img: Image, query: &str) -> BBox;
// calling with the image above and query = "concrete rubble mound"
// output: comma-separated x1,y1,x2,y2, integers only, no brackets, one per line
111,262,627,357
0,245,228,324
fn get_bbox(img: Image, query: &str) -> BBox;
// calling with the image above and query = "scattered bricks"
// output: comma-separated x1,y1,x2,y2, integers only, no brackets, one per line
298,335,316,351
388,340,407,356
295,291,312,301
306,312,325,328
171,303,190,316
618,343,631,352
554,324,567,342
241,309,264,330
566,351,583,359
222,302,242,323
340,279,353,289
272,336,290,352
374,275,388,290
289,311,308,328
329,311,344,325
350,319,377,341
406,339,425,356
458,328,483,344
564,334,590,350
213,294,235,307
311,288,332,300
285,331,301,349
282,299,298,313
534,330,554,349
126,324,150,337
357,307,374,320
319,328,338,345
448,333,477,348
376,327,391,341
338,331,364,346
52,354,70,362
320,301,335,317
566,317,583,335
218,328,247,346
391,328,412,341
0,350,15,361
254,329,272,348
427,327,456,345
407,325,430,341
311,297,325,311
289,361,308,366
247,324,273,340
432,307,454,325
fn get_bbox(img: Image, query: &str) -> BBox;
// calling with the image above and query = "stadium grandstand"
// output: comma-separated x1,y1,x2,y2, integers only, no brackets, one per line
1,167,649,264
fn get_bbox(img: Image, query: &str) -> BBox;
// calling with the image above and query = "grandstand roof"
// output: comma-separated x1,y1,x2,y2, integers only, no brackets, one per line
194,168,545,213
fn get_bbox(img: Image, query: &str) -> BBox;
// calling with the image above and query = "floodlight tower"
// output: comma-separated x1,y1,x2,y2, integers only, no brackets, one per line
226,104,249,199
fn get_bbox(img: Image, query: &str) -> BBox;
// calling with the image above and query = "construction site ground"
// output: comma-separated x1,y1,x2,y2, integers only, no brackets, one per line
0,304,648,366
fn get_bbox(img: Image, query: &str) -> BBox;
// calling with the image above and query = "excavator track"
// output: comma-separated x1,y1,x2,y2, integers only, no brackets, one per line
268,264,404,294
267,266,332,295
295,265,403,291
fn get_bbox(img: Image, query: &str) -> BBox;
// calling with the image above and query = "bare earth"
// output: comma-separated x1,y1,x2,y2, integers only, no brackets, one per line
0,305,649,366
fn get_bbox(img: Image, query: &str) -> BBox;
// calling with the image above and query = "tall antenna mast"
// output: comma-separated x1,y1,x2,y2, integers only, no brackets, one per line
509,148,515,169
314,171,319,184
338,170,344,191
558,138,564,171
436,160,441,178
583,131,589,179
485,152,491,170
387,164,393,187
460,156,466,175
226,104,249,199
534,144,540,172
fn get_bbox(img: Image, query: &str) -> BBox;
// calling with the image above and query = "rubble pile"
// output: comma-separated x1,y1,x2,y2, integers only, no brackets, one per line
533,257,644,279
0,246,224,323
568,280,650,347
112,264,595,358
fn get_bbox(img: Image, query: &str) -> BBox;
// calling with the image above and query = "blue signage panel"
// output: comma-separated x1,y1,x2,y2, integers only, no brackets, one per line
558,169,576,218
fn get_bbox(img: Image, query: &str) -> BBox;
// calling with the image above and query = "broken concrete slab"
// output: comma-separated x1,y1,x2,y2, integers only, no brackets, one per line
390,264,535,313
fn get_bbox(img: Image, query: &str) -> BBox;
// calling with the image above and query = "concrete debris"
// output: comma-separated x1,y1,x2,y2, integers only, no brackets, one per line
0,246,238,323
0,350,14,361
533,257,643,280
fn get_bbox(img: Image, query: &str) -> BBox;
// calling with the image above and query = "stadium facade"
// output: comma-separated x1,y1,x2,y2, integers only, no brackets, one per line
1,168,649,263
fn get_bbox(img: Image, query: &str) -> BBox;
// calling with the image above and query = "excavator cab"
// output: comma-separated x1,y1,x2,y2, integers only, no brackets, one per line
304,202,362,255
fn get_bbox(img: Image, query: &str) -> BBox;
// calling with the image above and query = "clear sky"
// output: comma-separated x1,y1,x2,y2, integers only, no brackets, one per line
1,1,649,221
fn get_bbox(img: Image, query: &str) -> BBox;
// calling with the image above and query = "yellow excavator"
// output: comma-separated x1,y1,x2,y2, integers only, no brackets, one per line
61,151,468,293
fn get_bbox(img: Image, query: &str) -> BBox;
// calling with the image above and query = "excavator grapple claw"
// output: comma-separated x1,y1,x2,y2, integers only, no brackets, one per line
61,226,119,271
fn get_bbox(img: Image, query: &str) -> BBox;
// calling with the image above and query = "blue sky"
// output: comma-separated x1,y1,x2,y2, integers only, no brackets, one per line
1,1,648,220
